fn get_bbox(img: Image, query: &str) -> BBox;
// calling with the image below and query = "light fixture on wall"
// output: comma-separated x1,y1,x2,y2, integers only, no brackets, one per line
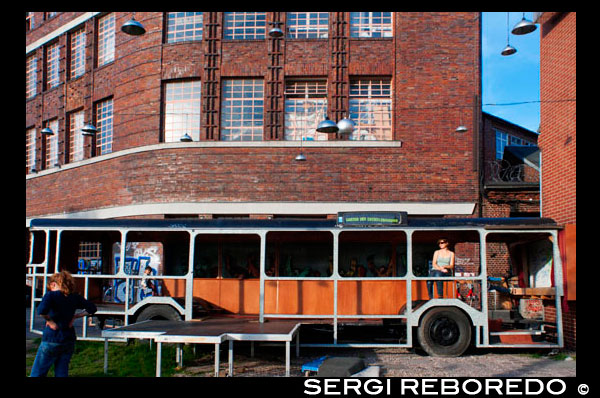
501,12,517,56
121,12,146,36
180,133,193,142
511,13,537,35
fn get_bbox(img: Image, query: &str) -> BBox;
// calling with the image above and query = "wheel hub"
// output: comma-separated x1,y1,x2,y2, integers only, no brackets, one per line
429,316,460,346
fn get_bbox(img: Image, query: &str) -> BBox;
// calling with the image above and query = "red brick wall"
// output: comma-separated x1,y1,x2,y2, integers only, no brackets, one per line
26,12,481,219
538,12,576,225
537,12,576,350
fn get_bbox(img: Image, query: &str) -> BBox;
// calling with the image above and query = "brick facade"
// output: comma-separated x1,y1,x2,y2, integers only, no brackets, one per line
537,12,576,350
26,12,482,219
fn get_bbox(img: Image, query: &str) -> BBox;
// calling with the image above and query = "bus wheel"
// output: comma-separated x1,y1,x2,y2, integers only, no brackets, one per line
417,307,471,357
136,305,182,322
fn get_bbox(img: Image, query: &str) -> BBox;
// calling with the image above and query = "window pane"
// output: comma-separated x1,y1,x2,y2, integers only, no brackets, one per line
221,79,263,141
70,29,86,79
350,12,393,38
46,42,60,89
69,110,85,162
164,80,202,142
166,12,203,43
95,98,113,155
26,127,37,171
287,12,328,39
284,81,328,141
26,54,37,98
349,79,392,140
223,12,266,40
45,119,59,169
97,13,115,66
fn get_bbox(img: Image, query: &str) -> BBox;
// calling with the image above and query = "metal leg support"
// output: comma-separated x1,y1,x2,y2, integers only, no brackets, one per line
104,338,109,374
156,342,162,377
228,340,234,377
286,341,290,377
214,343,220,377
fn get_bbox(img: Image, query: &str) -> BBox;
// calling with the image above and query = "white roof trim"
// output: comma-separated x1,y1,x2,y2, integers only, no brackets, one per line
26,201,476,227
26,12,101,54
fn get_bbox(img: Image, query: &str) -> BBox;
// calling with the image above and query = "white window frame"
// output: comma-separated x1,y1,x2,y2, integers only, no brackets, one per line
286,12,329,39
163,80,202,142
69,28,86,79
221,79,264,141
349,12,393,38
349,79,393,141
69,110,85,163
166,12,203,43
26,54,37,99
45,41,60,89
95,98,113,155
223,12,266,40
97,13,115,67
26,127,37,172
284,81,329,141
45,119,59,169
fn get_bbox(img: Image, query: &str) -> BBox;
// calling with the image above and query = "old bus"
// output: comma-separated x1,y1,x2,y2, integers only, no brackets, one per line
26,213,564,356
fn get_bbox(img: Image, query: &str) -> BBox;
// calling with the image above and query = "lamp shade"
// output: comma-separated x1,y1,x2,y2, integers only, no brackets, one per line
180,133,193,142
121,17,146,36
41,127,54,136
501,44,517,56
268,27,284,38
455,125,468,133
316,117,339,133
295,153,307,161
511,17,537,35
336,117,355,134
81,123,97,136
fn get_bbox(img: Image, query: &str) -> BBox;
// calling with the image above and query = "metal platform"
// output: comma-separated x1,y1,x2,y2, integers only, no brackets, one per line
101,318,301,377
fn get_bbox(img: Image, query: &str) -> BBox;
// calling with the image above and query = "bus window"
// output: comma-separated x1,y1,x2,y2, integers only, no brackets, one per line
411,231,481,277
267,231,333,277
338,231,407,277
194,234,260,279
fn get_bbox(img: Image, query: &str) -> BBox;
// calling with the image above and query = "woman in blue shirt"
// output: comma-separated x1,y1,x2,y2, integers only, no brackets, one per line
30,271,97,377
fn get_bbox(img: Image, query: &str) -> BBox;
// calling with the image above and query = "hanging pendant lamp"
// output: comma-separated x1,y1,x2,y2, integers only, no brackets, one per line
511,13,537,35
180,133,193,142
501,12,517,56
41,127,54,136
316,116,339,133
122,13,146,36
81,123,97,136
336,115,356,135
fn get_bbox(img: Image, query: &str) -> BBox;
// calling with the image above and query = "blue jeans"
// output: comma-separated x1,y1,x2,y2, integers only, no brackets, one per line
30,341,75,377
427,270,448,299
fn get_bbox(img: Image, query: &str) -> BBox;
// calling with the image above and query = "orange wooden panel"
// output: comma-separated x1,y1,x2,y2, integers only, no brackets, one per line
564,224,576,301
338,280,408,315
264,280,334,315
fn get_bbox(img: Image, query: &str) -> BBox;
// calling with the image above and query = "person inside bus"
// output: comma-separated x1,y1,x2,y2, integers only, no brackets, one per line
246,255,260,278
427,238,455,299
30,271,97,377
140,265,158,297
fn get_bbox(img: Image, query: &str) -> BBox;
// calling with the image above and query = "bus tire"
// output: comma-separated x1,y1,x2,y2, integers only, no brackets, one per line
136,305,182,322
417,306,471,357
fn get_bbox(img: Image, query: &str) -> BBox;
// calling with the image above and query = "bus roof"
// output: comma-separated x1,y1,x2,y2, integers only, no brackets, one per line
28,217,560,230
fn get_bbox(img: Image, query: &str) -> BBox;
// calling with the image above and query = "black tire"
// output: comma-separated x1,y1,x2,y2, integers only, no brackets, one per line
417,306,472,357
136,305,182,322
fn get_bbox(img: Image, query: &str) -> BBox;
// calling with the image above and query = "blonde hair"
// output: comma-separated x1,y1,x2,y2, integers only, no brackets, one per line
49,271,75,295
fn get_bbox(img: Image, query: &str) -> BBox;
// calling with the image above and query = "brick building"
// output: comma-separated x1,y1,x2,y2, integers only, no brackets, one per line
26,12,482,223
535,12,576,350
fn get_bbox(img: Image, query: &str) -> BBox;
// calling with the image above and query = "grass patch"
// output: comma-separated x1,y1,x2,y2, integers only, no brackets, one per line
26,338,204,377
